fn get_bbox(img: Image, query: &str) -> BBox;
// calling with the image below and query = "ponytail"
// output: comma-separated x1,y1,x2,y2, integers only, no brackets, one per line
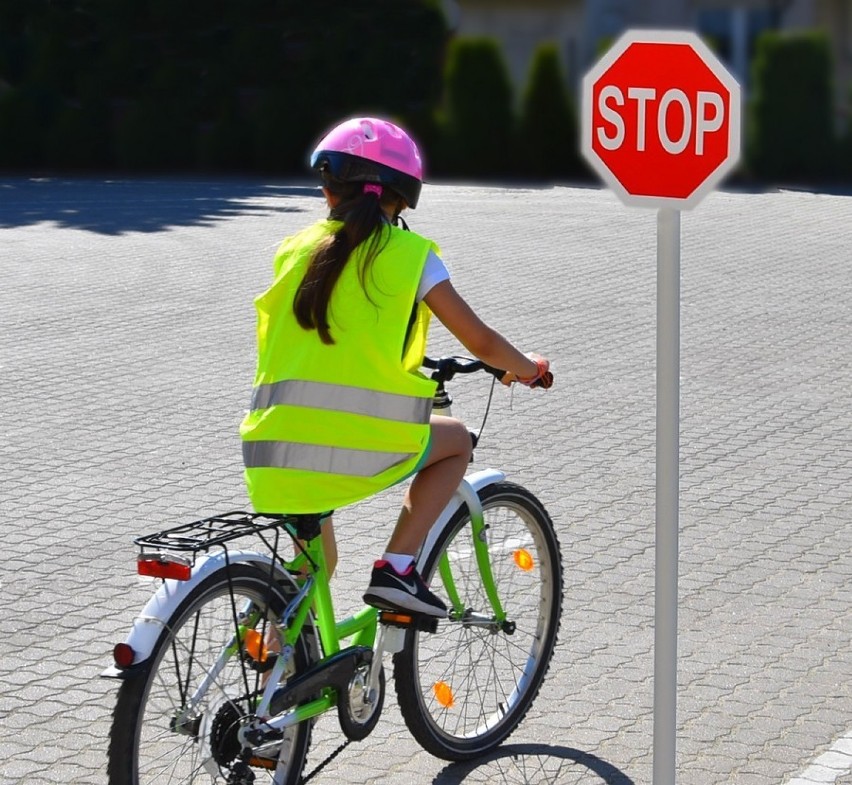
294,177,398,344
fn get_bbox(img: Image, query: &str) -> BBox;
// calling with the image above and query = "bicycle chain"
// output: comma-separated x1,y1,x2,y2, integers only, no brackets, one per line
300,739,352,784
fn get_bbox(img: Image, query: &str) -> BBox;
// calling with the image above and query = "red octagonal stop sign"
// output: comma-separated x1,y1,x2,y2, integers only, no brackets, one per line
582,30,741,209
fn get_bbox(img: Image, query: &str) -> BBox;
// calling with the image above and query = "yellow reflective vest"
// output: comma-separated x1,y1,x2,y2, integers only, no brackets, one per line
240,219,439,513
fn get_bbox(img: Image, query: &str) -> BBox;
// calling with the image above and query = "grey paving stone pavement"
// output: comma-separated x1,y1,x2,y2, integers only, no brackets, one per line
0,177,850,785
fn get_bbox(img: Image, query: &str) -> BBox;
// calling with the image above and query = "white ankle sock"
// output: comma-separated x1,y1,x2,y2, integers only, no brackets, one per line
382,552,415,573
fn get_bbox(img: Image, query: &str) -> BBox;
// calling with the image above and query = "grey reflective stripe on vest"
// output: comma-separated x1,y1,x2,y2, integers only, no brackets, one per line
243,440,415,477
250,379,432,424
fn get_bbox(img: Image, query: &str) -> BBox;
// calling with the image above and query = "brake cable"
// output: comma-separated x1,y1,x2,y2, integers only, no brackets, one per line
476,373,497,447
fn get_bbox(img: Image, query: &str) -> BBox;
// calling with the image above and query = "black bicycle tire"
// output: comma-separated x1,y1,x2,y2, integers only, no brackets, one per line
108,563,313,785
393,481,563,760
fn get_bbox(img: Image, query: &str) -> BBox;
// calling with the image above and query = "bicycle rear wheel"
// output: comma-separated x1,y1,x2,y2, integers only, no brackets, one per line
394,481,562,760
108,564,314,785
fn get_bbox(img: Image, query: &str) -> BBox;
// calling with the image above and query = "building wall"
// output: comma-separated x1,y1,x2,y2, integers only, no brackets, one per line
446,0,585,93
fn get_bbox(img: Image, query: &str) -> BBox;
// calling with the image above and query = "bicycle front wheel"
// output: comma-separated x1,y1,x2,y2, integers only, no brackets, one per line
394,481,563,760
108,564,314,785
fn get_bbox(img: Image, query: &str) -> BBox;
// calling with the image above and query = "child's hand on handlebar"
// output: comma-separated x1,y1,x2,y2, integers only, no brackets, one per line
501,353,553,389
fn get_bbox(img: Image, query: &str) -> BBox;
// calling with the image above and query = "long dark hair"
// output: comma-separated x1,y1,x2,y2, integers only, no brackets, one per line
294,174,403,344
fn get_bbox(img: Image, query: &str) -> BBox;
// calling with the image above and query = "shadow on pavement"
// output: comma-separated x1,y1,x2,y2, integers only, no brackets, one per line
0,177,321,235
432,743,636,785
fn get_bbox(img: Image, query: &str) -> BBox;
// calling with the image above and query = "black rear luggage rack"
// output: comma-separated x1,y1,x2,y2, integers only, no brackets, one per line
134,511,327,555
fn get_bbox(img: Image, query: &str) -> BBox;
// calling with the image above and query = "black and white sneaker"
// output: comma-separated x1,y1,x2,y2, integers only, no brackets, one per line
363,560,447,618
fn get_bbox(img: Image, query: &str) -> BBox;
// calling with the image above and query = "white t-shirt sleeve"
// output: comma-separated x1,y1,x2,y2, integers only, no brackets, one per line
416,250,450,302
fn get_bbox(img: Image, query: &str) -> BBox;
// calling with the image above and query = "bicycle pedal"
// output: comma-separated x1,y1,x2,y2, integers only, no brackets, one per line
379,611,439,633
248,756,277,770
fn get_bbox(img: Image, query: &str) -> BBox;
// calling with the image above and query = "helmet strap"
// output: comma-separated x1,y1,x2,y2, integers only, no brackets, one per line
393,212,409,231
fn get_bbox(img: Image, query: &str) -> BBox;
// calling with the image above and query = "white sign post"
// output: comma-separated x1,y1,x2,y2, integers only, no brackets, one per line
581,30,741,785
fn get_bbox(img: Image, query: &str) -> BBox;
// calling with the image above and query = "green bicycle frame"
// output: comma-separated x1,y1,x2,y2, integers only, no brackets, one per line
281,528,379,652
436,490,506,623
250,526,380,726
245,487,507,727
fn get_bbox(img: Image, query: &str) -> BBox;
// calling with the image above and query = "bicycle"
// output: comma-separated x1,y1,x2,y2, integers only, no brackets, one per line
104,355,563,784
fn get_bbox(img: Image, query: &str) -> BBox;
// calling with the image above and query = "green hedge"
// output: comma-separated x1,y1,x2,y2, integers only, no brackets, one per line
0,0,448,173
439,37,516,176
519,42,581,179
842,86,852,179
746,30,835,181
3,4,850,184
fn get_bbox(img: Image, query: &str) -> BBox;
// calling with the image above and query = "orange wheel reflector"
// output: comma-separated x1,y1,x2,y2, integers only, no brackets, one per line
243,629,268,662
513,548,535,572
433,681,455,709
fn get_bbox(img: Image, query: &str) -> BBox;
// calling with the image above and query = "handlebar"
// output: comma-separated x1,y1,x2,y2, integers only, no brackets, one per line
422,355,502,384
423,356,552,389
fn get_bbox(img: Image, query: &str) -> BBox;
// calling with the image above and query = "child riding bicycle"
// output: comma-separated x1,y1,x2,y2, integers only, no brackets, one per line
239,117,552,618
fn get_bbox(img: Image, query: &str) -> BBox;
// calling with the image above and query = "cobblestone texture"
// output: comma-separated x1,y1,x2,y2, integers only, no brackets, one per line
0,178,850,784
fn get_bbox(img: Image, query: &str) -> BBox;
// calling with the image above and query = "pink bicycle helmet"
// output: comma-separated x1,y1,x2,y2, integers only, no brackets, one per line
310,117,424,208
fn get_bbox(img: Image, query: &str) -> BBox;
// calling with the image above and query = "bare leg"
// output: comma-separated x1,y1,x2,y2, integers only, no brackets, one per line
320,518,338,577
385,415,472,556
261,524,337,687
297,517,337,578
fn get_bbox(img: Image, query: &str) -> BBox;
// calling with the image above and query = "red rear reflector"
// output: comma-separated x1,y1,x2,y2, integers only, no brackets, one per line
137,554,192,581
113,643,135,669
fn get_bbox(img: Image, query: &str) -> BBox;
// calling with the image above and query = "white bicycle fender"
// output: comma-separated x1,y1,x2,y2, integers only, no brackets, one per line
416,468,505,570
103,550,295,676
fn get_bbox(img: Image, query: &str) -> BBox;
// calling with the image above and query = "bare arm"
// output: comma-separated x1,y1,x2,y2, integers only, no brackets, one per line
423,280,540,379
